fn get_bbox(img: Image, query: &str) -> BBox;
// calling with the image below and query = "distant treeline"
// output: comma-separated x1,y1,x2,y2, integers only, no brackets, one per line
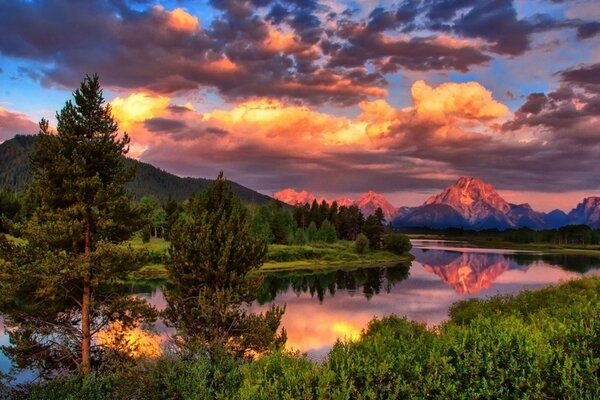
399,224,600,245
250,200,408,253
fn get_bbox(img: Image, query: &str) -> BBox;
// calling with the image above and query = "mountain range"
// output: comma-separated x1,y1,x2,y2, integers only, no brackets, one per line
0,135,273,204
273,189,398,221
276,177,600,230
2,135,599,230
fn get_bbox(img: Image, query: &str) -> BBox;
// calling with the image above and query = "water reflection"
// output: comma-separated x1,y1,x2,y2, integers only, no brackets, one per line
256,263,411,304
3,241,600,370
411,241,600,294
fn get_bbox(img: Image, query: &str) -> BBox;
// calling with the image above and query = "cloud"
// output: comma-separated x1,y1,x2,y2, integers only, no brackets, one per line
110,93,170,129
0,107,39,140
410,80,509,122
106,80,547,197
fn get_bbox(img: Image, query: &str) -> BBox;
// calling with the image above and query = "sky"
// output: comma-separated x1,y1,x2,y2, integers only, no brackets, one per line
0,0,599,212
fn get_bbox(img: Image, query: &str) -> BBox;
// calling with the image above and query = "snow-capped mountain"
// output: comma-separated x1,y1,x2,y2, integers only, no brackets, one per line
273,188,319,205
276,180,600,231
354,191,398,221
274,188,398,221
394,177,549,230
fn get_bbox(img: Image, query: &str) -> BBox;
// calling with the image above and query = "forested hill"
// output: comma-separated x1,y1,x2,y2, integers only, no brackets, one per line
0,135,274,204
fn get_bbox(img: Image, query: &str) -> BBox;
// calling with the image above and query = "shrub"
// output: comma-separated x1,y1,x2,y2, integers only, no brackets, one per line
383,232,412,255
355,233,369,254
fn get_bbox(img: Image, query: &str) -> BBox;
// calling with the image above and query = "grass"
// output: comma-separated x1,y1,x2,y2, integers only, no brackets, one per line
126,238,414,277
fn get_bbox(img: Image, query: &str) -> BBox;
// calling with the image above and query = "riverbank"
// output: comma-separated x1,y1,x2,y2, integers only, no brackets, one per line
408,234,600,256
23,276,600,399
130,238,414,278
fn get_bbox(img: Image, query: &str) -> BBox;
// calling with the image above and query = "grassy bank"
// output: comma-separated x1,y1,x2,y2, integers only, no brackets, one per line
21,277,600,399
130,238,413,278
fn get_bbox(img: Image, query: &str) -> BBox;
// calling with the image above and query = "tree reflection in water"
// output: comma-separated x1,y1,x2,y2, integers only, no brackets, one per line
255,263,411,304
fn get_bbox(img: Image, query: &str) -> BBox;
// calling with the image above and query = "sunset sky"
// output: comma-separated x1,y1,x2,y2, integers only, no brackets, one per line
1,0,599,211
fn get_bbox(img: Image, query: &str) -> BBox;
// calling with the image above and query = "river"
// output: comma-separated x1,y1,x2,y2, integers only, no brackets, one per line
2,239,599,377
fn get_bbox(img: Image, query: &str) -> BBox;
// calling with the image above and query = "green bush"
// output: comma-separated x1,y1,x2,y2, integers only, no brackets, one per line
354,233,369,254
19,277,600,400
236,352,322,400
382,232,412,255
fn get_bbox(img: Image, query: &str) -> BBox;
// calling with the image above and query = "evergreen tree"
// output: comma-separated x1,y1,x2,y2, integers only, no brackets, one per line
0,75,155,376
319,200,330,227
164,195,181,239
251,204,275,243
338,205,364,240
307,221,319,242
363,207,386,249
293,203,310,229
164,173,285,358
292,227,308,245
309,199,320,227
318,219,337,243
355,233,369,254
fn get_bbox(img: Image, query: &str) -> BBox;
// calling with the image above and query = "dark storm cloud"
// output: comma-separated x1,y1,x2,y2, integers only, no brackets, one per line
1,0,598,106
325,22,491,72
560,63,600,86
144,118,187,133
366,1,420,33
577,22,600,39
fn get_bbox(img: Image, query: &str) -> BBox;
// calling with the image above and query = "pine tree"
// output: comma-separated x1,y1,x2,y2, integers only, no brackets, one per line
307,221,319,242
363,207,386,249
0,75,155,376
164,173,285,358
318,219,337,243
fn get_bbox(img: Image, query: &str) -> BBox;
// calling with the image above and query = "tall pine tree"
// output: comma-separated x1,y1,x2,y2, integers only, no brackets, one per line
164,173,285,358
0,75,155,376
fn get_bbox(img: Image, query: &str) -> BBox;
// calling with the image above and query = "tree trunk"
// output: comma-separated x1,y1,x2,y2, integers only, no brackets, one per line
81,224,92,375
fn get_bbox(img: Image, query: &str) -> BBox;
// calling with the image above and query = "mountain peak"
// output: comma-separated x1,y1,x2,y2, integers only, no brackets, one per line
423,176,512,225
274,188,398,221
273,188,317,205
355,191,398,221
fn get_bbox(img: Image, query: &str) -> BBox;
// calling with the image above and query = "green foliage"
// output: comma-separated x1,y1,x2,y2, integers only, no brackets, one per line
251,204,275,243
383,232,412,255
0,75,155,376
17,278,600,399
237,352,322,400
139,196,167,238
291,227,308,245
0,135,274,206
306,221,318,242
354,233,369,254
317,219,337,243
362,208,386,250
164,173,285,357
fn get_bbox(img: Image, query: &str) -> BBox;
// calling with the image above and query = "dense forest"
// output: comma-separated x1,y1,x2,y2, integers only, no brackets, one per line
0,134,274,204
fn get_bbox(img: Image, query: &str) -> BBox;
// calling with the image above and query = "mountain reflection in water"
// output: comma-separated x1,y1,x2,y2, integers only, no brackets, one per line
3,240,600,371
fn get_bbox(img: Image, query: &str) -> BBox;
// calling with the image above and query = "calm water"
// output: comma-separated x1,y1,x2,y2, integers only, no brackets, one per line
2,240,600,375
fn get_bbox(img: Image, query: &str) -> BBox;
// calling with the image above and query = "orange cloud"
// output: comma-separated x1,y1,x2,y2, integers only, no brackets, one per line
154,6,199,33
205,56,239,72
111,92,170,128
202,98,368,146
113,80,509,160
411,80,509,122
264,28,300,52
